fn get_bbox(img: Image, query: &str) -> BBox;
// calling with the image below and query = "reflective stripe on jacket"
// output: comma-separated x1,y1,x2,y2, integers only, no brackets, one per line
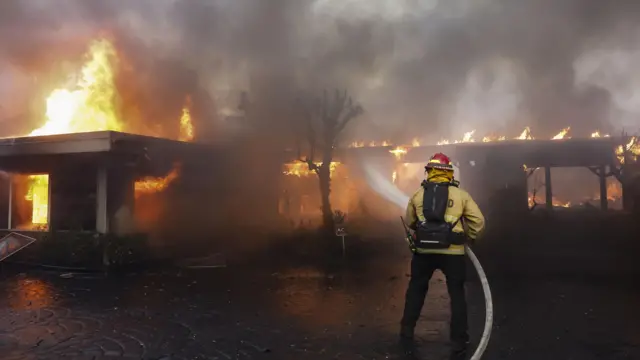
405,182,485,255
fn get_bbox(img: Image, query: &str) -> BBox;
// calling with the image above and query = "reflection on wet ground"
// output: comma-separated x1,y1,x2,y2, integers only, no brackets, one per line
0,260,457,359
7,277,55,310
0,257,639,359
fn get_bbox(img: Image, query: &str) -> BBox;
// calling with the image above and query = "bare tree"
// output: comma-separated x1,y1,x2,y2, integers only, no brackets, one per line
296,89,363,232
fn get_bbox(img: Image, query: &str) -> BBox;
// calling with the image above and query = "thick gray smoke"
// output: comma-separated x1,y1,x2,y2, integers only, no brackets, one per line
1,0,640,141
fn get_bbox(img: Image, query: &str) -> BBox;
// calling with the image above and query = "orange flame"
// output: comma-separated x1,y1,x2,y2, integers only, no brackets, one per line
389,147,408,159
528,192,571,208
19,38,199,224
134,166,181,198
179,96,194,142
516,127,534,140
283,162,340,177
551,127,571,140
24,175,49,228
22,38,123,229
29,38,122,136
615,137,640,164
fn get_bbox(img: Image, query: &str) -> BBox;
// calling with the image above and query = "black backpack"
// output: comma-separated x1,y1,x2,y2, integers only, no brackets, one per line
415,181,465,250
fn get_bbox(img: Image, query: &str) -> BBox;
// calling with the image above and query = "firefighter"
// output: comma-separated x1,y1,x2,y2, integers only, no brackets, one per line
400,152,485,359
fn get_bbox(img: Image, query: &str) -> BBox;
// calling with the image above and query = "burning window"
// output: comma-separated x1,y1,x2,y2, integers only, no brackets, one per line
8,174,50,231
526,167,622,210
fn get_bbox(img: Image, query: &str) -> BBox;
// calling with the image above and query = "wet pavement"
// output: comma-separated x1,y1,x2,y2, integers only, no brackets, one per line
0,258,460,360
0,251,639,360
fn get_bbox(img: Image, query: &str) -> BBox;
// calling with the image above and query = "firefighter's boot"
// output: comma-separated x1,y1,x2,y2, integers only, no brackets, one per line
449,341,468,360
399,326,419,357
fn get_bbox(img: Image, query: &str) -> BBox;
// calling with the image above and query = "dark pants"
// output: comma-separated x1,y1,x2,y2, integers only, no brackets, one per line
400,254,469,345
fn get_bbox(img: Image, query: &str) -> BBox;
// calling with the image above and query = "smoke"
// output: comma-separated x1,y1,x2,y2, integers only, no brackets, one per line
574,32,640,133
3,0,640,251
2,0,640,139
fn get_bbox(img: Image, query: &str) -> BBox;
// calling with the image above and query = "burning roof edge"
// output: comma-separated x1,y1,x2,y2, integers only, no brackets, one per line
285,136,627,168
0,131,205,157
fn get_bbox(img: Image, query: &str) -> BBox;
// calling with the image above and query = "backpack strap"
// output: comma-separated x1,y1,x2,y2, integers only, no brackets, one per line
421,182,450,222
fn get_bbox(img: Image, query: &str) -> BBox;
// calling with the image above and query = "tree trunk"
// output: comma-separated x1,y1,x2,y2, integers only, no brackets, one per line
317,164,334,232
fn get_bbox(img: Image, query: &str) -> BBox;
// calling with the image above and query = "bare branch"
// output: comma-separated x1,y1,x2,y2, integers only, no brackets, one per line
294,89,363,174
328,89,347,126
294,94,320,174
335,102,363,135
321,90,328,123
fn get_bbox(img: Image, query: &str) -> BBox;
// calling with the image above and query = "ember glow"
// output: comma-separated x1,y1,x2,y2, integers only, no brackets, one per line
605,182,623,202
527,192,571,209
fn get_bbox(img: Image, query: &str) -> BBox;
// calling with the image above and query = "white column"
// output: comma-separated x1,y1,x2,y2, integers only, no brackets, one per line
96,166,108,234
7,175,12,229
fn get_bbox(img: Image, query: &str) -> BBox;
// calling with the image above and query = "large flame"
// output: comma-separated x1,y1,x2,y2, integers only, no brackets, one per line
30,39,122,136
21,38,197,226
21,38,122,229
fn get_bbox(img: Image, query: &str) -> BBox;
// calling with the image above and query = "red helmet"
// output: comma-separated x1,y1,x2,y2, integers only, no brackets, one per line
425,152,454,171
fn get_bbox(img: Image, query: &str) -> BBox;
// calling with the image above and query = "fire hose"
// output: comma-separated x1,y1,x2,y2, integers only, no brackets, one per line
361,162,493,360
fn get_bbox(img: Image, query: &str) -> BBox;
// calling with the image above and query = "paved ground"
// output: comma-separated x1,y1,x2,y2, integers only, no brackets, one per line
1,240,640,360
0,258,461,360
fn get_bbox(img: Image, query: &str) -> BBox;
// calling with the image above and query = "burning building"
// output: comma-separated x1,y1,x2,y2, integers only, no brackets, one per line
0,38,211,238
0,131,208,234
279,126,637,226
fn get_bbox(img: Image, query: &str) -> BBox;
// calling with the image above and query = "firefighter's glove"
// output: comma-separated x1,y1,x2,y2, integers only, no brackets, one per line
466,237,475,247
